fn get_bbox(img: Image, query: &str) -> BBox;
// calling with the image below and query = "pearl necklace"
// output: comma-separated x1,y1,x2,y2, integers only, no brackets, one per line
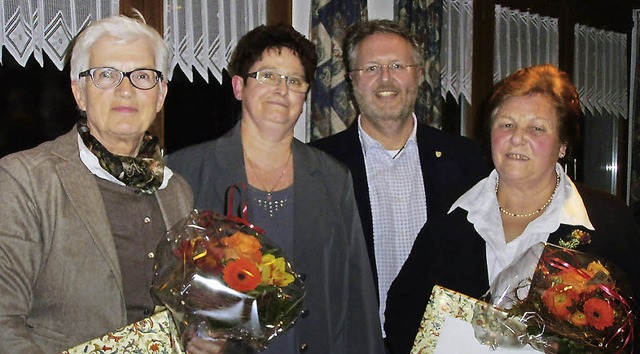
496,173,560,218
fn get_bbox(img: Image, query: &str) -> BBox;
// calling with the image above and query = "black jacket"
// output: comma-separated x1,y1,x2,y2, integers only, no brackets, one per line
385,184,640,354
311,122,489,295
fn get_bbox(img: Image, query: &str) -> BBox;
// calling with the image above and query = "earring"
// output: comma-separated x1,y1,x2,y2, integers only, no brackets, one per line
559,152,565,158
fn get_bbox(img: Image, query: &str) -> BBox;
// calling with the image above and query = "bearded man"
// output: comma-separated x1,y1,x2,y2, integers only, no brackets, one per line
310,19,488,351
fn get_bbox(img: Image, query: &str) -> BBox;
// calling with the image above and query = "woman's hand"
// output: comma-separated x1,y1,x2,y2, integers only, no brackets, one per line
186,337,226,354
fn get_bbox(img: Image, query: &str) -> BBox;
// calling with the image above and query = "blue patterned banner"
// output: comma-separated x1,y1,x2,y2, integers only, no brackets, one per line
398,0,443,128
310,0,367,139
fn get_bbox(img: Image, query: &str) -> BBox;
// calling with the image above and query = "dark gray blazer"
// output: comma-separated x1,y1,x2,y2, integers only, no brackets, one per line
0,128,193,354
167,122,385,354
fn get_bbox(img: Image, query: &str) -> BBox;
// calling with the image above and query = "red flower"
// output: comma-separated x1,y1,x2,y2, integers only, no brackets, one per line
174,237,225,274
541,285,577,320
195,240,225,274
222,258,261,292
583,298,615,330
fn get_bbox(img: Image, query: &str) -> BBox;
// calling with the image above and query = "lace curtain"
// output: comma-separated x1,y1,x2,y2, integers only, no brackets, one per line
164,0,267,83
573,24,628,119
440,2,559,105
493,5,559,83
0,0,118,70
1,0,267,83
440,0,472,105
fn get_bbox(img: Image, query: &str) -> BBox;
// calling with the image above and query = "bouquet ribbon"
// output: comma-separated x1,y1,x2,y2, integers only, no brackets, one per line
225,182,264,234
542,249,634,352
475,243,636,353
151,183,305,351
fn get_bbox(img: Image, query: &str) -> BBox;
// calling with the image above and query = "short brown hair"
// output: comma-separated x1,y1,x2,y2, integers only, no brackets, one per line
343,19,422,72
488,64,581,154
228,24,317,88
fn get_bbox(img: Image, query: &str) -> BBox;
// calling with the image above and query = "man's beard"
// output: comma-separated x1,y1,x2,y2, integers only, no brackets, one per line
353,83,417,125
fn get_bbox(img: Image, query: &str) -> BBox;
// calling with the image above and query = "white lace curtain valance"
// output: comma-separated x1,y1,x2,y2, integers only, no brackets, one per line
440,2,560,105
1,0,265,85
574,24,628,119
0,0,118,70
440,0,473,104
493,5,559,83
164,0,267,83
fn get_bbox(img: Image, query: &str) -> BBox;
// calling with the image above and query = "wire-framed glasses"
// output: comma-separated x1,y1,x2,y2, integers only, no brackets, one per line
351,63,421,77
246,71,309,93
79,67,163,90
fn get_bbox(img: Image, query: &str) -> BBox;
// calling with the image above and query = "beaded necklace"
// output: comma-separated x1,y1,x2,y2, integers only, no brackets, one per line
496,173,560,218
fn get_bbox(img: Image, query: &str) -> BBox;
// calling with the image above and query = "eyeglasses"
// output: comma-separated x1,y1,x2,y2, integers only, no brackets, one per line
246,71,309,93
351,63,421,77
79,67,163,90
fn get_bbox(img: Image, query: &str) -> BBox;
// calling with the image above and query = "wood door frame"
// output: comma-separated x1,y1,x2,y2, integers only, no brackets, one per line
119,0,166,143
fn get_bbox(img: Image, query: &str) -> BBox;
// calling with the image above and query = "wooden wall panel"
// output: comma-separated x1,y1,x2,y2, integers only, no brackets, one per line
267,0,292,26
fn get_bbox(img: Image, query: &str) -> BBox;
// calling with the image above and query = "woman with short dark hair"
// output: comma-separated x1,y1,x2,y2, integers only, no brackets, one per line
168,24,384,354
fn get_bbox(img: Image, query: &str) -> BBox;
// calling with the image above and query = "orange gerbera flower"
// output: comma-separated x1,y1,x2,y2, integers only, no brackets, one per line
570,311,589,326
541,285,577,321
584,298,615,330
222,258,261,292
221,232,262,263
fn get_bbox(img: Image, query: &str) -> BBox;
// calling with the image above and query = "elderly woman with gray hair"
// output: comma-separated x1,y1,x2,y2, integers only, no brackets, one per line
0,14,201,353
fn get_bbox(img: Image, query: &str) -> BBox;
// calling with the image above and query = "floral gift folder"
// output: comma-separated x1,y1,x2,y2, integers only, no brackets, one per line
411,285,494,353
61,309,184,354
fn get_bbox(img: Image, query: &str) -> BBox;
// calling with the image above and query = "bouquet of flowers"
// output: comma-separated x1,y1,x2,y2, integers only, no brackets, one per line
151,208,305,351
472,242,635,353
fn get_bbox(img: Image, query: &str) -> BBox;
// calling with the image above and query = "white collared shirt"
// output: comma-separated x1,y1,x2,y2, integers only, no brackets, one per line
449,163,594,288
77,133,173,189
358,114,427,335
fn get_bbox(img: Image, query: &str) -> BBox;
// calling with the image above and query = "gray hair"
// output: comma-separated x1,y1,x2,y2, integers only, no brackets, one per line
69,11,169,86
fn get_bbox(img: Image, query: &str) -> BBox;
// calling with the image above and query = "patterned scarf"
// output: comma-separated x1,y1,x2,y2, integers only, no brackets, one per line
77,121,165,194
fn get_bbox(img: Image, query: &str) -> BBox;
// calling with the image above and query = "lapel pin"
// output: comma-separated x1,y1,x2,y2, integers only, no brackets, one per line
435,151,442,158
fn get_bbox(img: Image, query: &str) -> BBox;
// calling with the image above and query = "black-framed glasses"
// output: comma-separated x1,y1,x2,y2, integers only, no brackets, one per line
351,63,421,77
246,71,309,93
79,67,163,90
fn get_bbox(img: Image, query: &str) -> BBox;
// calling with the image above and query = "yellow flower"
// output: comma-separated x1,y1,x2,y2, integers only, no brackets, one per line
259,254,295,287
587,261,610,277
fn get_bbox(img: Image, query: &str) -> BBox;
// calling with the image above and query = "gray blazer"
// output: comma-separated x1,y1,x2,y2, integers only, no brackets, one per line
167,123,385,354
0,128,193,354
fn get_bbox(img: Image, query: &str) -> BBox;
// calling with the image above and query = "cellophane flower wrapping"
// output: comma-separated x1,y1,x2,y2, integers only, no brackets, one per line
472,242,635,353
151,209,305,351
